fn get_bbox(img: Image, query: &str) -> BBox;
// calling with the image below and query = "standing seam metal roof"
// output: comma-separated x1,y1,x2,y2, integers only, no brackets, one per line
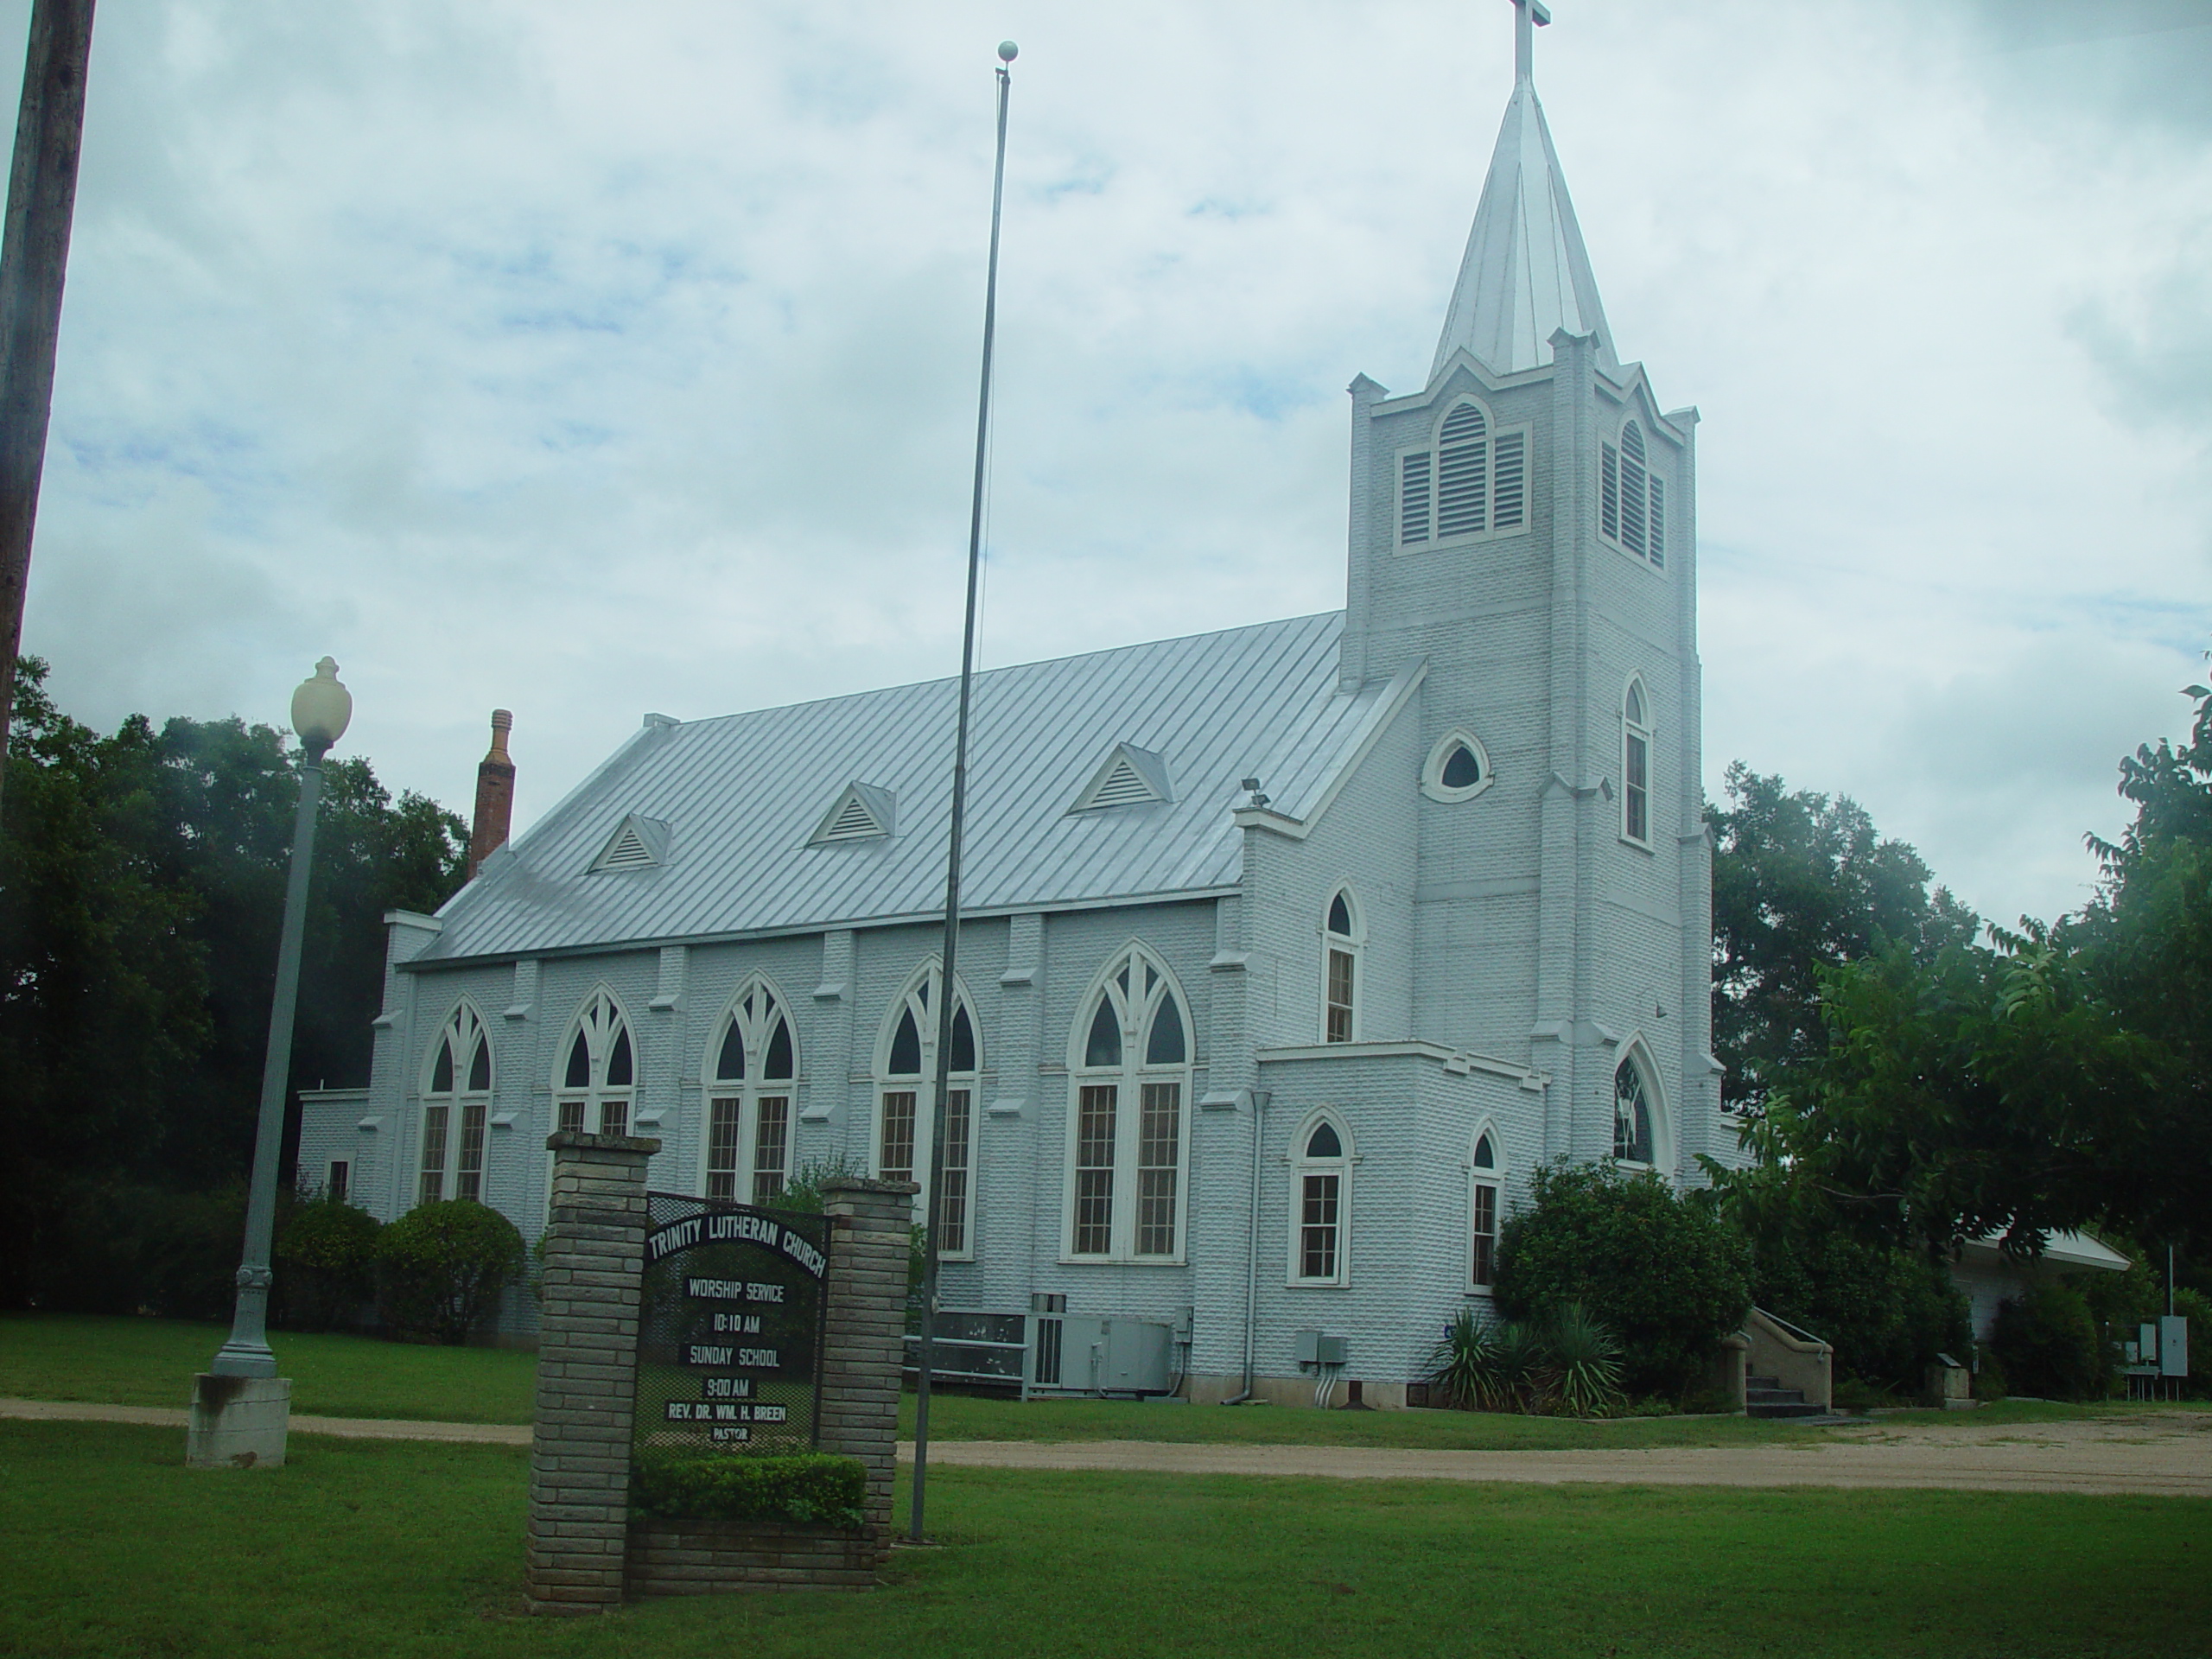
418,611,1385,963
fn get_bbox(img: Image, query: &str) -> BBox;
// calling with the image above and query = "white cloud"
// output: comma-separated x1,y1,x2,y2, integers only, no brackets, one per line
7,0,2206,926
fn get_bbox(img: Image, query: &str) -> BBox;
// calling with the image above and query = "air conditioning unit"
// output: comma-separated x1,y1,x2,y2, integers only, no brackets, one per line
1027,1313,1176,1397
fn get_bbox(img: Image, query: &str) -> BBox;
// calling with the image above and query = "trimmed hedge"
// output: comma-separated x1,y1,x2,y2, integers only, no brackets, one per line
630,1447,868,1529
374,1198,524,1344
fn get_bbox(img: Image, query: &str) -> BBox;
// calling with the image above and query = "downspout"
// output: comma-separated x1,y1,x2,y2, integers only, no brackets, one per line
1224,1088,1270,1403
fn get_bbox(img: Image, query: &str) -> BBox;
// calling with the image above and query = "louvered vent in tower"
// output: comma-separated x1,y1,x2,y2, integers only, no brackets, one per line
589,813,669,873
1069,743,1172,814
1435,403,1488,538
1491,430,1526,529
807,781,896,847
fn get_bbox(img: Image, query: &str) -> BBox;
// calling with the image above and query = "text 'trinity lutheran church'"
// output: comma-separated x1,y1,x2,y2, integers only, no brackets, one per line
302,2,1728,1404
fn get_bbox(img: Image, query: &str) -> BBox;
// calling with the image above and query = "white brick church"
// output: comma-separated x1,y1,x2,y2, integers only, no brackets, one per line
302,3,1726,1406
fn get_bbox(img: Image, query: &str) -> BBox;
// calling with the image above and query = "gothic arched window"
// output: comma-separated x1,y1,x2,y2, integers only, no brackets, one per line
1600,418,1666,569
1613,1058,1655,1166
418,1003,493,1205
874,964,981,1257
1469,1128,1501,1290
1066,944,1192,1261
704,979,797,1205
1422,728,1494,803
556,989,636,1138
1323,888,1362,1044
1291,1114,1351,1286
1622,677,1651,847
1398,397,1528,549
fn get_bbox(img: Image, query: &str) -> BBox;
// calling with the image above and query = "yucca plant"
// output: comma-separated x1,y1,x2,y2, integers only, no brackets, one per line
1426,1310,1508,1411
1488,1319,1549,1409
1535,1302,1627,1418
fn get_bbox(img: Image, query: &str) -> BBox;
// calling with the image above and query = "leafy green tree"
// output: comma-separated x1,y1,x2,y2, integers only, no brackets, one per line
1709,764,1978,1115
1491,1159,1752,1395
375,1199,525,1344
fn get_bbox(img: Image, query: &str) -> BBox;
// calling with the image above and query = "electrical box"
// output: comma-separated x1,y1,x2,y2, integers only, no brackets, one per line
1295,1330,1347,1367
2161,1315,2190,1379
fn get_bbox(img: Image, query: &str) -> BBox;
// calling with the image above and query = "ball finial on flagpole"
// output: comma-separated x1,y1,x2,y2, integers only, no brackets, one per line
998,40,1018,62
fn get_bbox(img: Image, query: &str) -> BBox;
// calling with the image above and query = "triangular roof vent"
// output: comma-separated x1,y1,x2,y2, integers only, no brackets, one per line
589,813,670,873
808,781,896,846
1069,743,1172,814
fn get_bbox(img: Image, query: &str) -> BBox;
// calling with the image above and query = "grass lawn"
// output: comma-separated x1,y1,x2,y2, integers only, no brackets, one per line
6,1313,2199,1452
1,1417,2206,1658
0,1312,537,1424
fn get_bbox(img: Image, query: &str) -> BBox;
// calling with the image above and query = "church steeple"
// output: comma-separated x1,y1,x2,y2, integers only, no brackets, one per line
1430,0,1615,381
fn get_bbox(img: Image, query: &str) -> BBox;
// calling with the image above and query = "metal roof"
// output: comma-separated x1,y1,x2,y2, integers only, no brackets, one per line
417,612,1392,964
1431,73,1616,382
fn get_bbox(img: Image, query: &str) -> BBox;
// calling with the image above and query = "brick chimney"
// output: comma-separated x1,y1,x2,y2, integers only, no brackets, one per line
467,709,516,879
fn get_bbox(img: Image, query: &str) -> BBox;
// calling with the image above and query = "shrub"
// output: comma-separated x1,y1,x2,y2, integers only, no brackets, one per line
1742,1217,1972,1394
1538,1303,1628,1417
375,1199,524,1344
630,1448,868,1529
1990,1281,2108,1401
1425,1305,1626,1417
276,1195,380,1331
1492,1160,1753,1394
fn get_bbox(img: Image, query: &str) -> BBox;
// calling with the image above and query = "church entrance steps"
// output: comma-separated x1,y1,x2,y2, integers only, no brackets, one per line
1745,1374,1825,1420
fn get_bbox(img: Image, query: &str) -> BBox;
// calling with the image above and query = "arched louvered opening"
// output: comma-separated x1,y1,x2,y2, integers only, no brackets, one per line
705,980,798,1204
419,1003,493,1206
874,965,981,1257
1601,419,1664,569
1400,398,1526,548
555,990,636,1139
1292,1112,1352,1285
1067,945,1192,1261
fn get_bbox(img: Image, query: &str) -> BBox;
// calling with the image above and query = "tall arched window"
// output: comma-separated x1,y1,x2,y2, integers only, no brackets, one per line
1613,1058,1655,1166
1398,397,1528,548
556,989,635,1138
418,1003,493,1205
1600,419,1665,569
1469,1128,1501,1290
1291,1114,1351,1286
1066,944,1192,1262
1622,677,1651,847
1323,888,1362,1044
875,964,980,1257
704,979,796,1205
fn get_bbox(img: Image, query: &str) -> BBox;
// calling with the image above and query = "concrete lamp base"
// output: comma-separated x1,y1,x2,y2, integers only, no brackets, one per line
186,1374,292,1469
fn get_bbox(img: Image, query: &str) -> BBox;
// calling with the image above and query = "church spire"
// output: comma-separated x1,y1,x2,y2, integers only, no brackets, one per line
1430,0,1616,382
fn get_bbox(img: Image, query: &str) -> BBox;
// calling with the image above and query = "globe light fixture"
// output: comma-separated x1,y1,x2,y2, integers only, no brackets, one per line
290,656,353,750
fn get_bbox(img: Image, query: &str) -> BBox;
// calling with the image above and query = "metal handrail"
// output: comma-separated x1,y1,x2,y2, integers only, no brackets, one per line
1751,1306,1831,1350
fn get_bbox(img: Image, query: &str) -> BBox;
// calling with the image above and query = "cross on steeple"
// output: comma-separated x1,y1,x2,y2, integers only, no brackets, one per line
1511,0,1552,85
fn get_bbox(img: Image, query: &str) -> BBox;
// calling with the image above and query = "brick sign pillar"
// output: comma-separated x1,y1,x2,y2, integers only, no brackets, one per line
526,1130,660,1613
815,1176,918,1547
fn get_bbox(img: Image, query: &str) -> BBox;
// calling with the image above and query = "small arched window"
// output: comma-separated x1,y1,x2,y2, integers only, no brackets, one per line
875,964,981,1258
1399,397,1528,548
1622,677,1651,847
1613,1058,1655,1165
704,980,797,1205
1067,944,1192,1261
556,990,636,1138
1470,1129,1501,1290
1422,728,1493,803
419,1003,493,1206
1323,889,1362,1044
1600,419,1666,569
1292,1115,1351,1285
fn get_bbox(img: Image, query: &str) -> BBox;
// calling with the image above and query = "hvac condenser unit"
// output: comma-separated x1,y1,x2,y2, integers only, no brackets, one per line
1026,1313,1175,1397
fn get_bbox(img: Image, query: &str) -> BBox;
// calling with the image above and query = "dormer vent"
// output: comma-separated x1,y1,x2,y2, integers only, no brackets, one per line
1070,743,1172,814
590,813,669,873
809,781,896,846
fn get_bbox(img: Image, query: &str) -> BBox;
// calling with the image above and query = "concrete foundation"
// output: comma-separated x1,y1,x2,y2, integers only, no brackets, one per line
186,1374,292,1469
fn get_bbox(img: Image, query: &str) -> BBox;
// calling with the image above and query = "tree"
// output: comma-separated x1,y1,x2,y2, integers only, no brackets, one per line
1491,1159,1752,1395
1709,764,1977,1115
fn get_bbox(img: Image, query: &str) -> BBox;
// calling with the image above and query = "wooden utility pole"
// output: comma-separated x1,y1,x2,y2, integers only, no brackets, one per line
0,0,95,819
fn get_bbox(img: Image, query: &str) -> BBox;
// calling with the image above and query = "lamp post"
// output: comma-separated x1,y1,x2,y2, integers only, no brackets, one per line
189,658,351,1468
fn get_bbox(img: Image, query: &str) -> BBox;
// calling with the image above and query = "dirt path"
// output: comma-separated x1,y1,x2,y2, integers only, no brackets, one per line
10,1396,2208,1496
903,1414,2212,1497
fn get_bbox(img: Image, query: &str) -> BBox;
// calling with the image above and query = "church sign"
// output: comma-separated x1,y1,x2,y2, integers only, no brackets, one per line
635,1194,830,1454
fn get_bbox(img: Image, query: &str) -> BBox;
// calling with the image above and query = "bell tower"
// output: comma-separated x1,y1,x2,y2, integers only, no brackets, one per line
1341,0,1723,1180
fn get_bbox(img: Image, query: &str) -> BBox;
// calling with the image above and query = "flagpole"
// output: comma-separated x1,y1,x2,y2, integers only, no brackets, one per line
910,37,1015,1546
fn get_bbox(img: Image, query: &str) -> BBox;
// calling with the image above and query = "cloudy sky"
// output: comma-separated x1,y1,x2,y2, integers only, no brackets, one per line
12,0,2210,925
